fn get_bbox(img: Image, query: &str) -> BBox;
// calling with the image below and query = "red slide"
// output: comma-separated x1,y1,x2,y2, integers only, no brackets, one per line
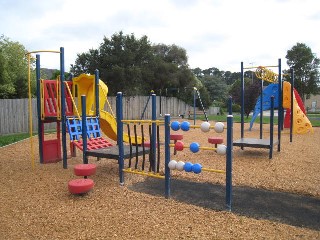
284,89,306,128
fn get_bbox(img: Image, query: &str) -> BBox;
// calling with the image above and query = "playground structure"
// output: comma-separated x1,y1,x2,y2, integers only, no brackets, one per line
233,60,282,159
30,48,144,169
116,92,233,210
249,67,313,136
234,60,313,159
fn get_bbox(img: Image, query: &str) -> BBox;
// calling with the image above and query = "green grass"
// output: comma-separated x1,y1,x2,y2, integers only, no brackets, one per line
198,114,278,124
0,130,56,147
307,113,320,127
198,113,320,127
0,132,36,147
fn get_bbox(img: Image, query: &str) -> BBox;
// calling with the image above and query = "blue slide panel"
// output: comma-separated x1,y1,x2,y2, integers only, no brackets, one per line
249,84,279,130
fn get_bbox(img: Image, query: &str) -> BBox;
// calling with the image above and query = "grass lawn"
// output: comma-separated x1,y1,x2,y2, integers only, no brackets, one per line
0,132,36,147
0,130,55,147
199,112,320,127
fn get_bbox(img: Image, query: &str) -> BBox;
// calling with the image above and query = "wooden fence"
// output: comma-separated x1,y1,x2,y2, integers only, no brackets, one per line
0,96,193,135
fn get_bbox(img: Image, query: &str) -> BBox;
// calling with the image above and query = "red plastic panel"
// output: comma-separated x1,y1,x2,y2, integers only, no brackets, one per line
43,80,59,117
43,139,61,163
42,80,74,118
73,137,113,151
64,81,74,116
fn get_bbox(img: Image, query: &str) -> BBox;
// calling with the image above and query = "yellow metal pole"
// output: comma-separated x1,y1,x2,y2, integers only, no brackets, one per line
122,168,165,179
202,168,225,174
169,144,217,151
243,65,279,69
27,50,60,54
121,119,165,124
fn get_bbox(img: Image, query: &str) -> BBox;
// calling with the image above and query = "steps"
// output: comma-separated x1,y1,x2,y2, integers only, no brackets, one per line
68,164,97,195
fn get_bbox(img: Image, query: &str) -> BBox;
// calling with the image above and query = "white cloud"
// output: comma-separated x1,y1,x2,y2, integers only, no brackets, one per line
1,0,319,72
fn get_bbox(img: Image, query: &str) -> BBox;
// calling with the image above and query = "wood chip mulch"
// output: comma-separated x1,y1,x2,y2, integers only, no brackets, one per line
0,122,319,239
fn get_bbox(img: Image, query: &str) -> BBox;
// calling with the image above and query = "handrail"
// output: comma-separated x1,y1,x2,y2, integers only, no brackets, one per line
64,82,81,119
99,84,115,117
255,66,278,83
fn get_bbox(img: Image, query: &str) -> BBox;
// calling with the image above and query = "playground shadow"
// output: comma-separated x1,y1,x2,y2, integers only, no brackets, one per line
129,178,320,230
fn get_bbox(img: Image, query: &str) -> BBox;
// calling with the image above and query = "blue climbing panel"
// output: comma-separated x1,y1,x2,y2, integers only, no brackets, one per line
66,116,102,141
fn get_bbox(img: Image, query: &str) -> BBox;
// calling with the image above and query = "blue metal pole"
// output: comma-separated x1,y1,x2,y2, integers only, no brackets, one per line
260,80,263,139
290,68,294,142
140,91,153,120
269,96,274,159
36,54,43,164
277,58,282,151
193,88,196,125
60,47,67,169
116,92,125,185
95,69,100,117
240,62,244,141
228,95,232,115
164,114,171,198
151,93,157,172
226,96,233,211
81,95,88,164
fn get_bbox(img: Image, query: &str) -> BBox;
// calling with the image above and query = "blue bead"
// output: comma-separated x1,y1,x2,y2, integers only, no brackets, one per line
184,162,193,172
192,163,202,174
180,121,190,131
190,142,200,153
171,121,180,131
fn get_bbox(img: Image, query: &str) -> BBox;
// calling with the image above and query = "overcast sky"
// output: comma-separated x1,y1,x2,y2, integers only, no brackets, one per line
1,0,319,72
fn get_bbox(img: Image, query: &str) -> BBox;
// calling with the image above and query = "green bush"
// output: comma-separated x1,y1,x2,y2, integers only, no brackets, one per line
232,104,241,113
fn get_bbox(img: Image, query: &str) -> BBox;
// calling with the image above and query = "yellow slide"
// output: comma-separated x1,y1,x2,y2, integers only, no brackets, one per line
283,81,313,134
99,109,143,143
72,74,143,144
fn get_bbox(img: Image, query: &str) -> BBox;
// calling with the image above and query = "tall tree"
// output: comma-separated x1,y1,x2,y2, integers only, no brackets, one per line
70,32,197,97
200,75,228,103
229,78,261,117
286,43,320,102
223,71,240,85
151,43,193,93
0,35,30,98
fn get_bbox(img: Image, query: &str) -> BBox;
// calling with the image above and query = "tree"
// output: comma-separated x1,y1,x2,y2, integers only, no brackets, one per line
229,78,261,117
0,35,30,98
70,31,197,97
191,67,230,107
200,75,228,103
151,43,194,95
223,71,240,85
286,43,320,102
49,70,71,80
